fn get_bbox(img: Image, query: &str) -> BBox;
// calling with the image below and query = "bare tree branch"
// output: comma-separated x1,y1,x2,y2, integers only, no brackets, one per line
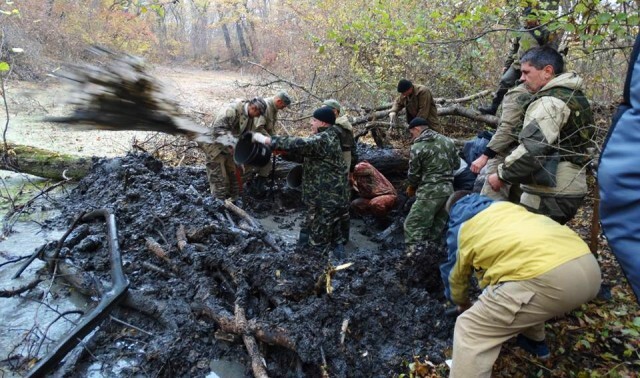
242,61,323,101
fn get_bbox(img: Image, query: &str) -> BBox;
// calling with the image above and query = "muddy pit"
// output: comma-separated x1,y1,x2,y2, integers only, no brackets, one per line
6,152,455,377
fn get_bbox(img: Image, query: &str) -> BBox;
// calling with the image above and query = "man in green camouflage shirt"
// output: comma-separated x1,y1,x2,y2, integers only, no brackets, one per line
249,91,292,195
251,107,349,253
470,84,533,201
488,46,594,224
199,97,267,201
404,117,459,250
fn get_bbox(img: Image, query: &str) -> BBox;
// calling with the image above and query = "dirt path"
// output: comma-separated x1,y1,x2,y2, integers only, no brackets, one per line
2,66,259,157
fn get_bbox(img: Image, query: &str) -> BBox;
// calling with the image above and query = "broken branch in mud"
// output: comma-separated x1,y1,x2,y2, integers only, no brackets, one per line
2,175,72,239
145,237,180,274
192,300,296,350
13,211,86,280
140,261,175,278
186,223,218,242
0,277,42,297
176,224,188,252
236,304,270,378
224,199,260,228
121,289,178,330
145,237,170,261
224,199,283,253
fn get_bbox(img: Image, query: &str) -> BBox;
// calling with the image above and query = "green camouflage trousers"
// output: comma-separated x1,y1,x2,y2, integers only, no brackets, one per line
336,205,350,245
301,205,345,247
404,196,449,245
205,152,240,200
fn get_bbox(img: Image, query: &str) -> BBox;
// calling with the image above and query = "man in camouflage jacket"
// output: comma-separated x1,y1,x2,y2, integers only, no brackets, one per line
252,107,349,251
389,79,440,132
199,97,266,201
322,99,358,174
479,8,552,115
404,117,459,249
323,99,357,247
488,46,594,224
249,91,292,194
471,84,533,201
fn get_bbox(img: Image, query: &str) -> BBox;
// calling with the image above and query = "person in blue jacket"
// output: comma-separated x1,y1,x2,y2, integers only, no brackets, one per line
440,191,601,377
598,32,640,303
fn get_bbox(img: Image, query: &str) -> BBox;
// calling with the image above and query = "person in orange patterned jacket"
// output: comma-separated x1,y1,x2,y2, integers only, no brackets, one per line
350,161,398,218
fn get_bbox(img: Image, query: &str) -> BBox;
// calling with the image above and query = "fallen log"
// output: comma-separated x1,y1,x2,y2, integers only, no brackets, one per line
351,97,499,127
1,144,92,180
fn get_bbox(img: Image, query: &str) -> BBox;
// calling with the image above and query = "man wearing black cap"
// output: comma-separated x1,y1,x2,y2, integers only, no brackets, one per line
252,107,349,257
200,97,267,202
403,117,459,253
389,79,440,131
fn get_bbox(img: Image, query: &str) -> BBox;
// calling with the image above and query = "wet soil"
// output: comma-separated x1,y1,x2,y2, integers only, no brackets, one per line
20,152,454,377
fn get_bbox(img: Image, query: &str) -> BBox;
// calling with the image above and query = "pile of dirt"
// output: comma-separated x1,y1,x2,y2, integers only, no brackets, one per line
31,152,454,377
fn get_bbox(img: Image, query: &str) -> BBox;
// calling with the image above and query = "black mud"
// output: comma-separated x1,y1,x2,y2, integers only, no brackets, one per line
35,153,455,377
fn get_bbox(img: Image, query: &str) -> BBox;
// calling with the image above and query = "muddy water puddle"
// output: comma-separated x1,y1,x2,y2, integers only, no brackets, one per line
257,214,384,253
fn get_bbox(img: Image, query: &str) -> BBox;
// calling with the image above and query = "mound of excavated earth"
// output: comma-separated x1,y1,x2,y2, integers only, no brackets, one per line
32,152,454,377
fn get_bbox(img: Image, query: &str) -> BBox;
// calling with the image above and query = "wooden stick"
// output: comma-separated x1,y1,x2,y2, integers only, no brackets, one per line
145,237,170,262
176,224,188,252
187,224,218,242
224,199,260,229
235,304,269,378
0,277,42,297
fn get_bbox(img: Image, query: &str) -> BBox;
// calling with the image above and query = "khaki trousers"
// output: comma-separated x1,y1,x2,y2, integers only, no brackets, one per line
205,152,239,200
450,253,601,377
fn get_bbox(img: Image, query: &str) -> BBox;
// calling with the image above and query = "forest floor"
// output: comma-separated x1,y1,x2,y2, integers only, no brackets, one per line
1,67,639,377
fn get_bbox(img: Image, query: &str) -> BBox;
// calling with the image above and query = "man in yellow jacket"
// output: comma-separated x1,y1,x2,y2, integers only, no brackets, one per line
440,191,601,377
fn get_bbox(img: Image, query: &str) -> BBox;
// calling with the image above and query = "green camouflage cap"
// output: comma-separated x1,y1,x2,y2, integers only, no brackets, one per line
276,91,292,106
322,99,341,112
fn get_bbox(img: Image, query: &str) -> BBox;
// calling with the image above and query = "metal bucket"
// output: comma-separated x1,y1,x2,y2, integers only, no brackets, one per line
286,165,303,191
234,132,272,166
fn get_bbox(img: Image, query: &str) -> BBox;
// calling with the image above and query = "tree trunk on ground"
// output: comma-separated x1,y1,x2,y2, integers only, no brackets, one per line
1,144,93,180
1,143,409,183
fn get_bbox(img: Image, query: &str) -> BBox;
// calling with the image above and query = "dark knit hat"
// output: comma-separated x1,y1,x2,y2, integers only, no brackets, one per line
397,79,413,93
249,97,268,115
408,117,429,129
312,107,336,125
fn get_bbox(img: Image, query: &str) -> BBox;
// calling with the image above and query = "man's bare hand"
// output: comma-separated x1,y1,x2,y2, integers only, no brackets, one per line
488,173,504,192
471,155,489,174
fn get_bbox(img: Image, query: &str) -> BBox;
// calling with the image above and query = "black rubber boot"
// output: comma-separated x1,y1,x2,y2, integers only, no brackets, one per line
250,176,268,198
478,104,498,116
479,87,509,116
298,228,310,246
